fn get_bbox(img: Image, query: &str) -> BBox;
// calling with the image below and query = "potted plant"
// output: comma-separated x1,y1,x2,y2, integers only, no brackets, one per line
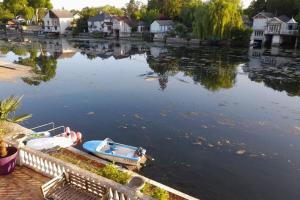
0,96,32,175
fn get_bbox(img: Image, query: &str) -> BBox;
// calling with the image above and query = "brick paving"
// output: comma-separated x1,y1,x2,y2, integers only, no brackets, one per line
0,166,50,200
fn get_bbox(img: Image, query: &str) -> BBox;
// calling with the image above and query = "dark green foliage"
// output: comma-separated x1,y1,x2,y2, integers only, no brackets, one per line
244,0,300,18
231,28,253,47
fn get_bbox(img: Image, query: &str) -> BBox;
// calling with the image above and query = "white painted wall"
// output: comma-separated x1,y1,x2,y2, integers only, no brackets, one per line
150,21,172,33
43,12,73,34
253,17,268,30
59,18,73,34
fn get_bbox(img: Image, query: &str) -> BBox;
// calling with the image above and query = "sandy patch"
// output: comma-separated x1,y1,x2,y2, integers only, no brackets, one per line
0,60,33,82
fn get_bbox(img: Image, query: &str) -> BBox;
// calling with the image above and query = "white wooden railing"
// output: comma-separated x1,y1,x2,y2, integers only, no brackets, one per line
7,141,153,200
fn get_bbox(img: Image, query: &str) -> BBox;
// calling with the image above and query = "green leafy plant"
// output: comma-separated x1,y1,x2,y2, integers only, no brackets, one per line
141,182,169,200
99,164,131,184
50,152,131,185
0,96,32,123
0,95,32,157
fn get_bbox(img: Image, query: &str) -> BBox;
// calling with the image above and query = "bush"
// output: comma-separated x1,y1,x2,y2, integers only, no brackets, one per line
230,28,252,47
51,153,131,185
141,182,169,200
99,164,131,185
175,23,188,38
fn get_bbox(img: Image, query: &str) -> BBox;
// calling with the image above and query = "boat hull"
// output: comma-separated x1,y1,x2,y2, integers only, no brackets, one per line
83,140,146,166
92,152,142,166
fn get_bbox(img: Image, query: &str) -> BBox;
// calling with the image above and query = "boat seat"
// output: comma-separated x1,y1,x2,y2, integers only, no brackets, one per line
105,149,114,154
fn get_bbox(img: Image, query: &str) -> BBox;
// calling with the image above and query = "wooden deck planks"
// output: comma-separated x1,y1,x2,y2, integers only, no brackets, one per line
0,166,49,200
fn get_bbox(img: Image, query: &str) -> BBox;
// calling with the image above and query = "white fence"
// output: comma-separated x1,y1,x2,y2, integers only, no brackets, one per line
12,143,153,200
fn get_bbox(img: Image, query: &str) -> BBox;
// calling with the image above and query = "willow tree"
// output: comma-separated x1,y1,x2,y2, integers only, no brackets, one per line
192,3,211,39
209,0,243,39
192,0,243,40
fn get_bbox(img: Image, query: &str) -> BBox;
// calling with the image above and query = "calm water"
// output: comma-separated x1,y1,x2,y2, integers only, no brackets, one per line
1,37,300,200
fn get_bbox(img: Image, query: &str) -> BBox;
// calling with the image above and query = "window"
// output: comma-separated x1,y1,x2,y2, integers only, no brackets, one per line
47,21,49,25
288,25,293,30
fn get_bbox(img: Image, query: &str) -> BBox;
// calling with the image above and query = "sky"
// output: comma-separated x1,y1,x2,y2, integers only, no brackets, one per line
51,0,252,10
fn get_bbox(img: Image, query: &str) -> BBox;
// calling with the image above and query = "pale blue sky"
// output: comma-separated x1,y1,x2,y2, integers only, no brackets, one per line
52,0,252,10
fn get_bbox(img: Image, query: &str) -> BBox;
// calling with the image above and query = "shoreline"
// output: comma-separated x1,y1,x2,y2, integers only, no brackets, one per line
0,60,33,82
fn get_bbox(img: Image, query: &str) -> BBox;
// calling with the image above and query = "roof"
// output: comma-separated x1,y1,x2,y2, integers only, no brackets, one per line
49,9,73,18
113,16,136,27
154,20,174,26
287,17,298,24
277,15,290,23
253,12,274,19
88,12,111,22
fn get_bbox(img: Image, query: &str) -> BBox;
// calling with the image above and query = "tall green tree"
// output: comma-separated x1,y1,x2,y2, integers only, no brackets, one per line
126,0,142,19
28,0,52,23
140,7,159,23
3,0,29,16
244,0,267,18
266,0,300,17
192,3,211,39
192,0,244,40
0,5,14,21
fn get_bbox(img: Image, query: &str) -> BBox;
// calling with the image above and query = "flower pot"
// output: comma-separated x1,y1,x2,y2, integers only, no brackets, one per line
0,147,18,175
127,176,145,191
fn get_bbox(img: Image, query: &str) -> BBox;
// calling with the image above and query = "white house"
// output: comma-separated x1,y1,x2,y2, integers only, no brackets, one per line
251,12,299,47
87,12,113,35
251,12,274,45
43,9,74,34
150,20,174,40
112,16,135,38
150,20,174,33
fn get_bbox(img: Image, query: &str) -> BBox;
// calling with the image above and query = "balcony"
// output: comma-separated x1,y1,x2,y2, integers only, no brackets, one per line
280,30,299,35
264,29,298,35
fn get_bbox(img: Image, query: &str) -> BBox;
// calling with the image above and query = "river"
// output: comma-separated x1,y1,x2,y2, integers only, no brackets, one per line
0,37,300,200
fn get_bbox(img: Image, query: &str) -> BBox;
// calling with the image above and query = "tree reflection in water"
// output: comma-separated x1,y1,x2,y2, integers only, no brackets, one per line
1,38,299,96
17,47,57,86
147,47,245,91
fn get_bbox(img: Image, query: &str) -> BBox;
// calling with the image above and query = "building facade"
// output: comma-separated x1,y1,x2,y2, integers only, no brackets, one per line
150,20,174,40
43,9,74,34
112,16,134,38
251,12,299,47
87,12,113,35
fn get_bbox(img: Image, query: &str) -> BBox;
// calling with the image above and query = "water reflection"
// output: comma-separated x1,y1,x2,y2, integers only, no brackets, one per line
0,37,299,95
1,37,300,200
246,48,300,96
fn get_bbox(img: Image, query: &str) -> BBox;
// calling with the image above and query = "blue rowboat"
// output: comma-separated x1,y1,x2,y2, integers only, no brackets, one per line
83,138,146,166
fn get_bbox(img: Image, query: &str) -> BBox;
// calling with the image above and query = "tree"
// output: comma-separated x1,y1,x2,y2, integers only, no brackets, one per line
179,1,201,28
192,3,211,39
209,0,243,39
0,5,14,22
126,0,142,19
22,6,34,20
3,0,28,16
244,0,267,18
192,0,244,40
295,12,300,22
266,0,300,17
28,0,52,23
140,8,159,24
